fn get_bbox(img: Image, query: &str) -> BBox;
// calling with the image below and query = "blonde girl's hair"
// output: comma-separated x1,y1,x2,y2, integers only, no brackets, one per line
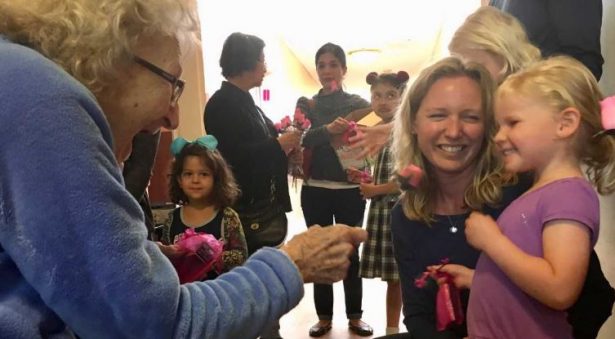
497,56,615,194
449,6,541,80
0,0,198,94
392,56,506,223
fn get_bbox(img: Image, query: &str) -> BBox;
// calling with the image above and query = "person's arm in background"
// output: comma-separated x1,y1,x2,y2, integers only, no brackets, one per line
349,122,393,158
344,106,373,122
359,181,399,199
547,0,603,80
205,97,297,180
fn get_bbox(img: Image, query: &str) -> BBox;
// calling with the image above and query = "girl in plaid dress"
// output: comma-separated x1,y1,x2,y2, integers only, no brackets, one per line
357,71,408,335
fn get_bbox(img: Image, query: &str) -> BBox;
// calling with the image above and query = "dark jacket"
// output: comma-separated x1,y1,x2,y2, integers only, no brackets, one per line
490,0,603,80
204,81,291,211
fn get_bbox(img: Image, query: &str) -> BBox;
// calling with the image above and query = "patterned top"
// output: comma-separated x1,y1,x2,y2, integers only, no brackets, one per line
162,206,248,276
371,145,398,203
360,145,400,280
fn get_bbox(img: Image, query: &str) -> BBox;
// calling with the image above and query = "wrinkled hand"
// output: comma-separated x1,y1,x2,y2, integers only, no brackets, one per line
156,242,188,259
359,183,379,199
326,117,350,135
429,264,474,289
348,123,393,158
278,130,302,154
281,224,368,284
465,211,502,251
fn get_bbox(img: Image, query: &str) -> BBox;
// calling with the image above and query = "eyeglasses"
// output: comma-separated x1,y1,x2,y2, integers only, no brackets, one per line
134,56,185,107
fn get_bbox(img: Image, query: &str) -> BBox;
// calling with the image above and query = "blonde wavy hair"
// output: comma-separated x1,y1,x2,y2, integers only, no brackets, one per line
0,0,198,94
392,57,506,223
498,56,615,194
449,6,541,80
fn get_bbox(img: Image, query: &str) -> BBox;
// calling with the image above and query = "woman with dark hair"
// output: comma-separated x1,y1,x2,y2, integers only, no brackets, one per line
204,31,302,339
204,32,301,255
299,42,373,337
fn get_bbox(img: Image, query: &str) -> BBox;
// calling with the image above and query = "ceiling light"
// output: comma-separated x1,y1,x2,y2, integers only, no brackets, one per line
347,48,382,64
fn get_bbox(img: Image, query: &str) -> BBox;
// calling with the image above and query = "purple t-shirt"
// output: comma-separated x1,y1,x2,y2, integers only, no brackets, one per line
468,178,600,339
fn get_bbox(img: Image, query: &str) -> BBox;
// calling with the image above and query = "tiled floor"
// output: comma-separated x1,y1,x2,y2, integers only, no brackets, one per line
278,182,615,339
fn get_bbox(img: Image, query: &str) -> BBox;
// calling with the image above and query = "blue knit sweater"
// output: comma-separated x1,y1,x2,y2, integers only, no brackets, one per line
0,37,303,338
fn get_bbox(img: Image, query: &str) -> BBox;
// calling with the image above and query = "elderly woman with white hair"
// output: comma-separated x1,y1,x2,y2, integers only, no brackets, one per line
0,1,367,338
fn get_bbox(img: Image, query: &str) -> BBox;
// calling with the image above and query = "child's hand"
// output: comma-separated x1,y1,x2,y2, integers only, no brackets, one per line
346,167,372,184
429,264,474,289
465,211,502,251
359,183,380,199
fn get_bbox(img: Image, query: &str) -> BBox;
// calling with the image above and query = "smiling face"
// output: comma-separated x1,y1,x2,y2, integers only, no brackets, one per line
371,82,402,122
97,35,183,162
178,155,215,204
494,93,559,175
413,75,485,178
316,52,346,92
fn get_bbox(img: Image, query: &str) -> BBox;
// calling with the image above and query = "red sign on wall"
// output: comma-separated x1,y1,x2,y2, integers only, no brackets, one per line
263,88,270,101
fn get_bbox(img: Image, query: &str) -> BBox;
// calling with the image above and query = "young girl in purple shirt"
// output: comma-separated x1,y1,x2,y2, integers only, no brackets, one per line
464,56,615,338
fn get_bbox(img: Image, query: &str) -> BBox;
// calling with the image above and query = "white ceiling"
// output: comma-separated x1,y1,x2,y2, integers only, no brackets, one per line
199,0,480,100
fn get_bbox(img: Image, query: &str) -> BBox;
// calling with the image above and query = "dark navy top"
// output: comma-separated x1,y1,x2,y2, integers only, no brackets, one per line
391,179,530,338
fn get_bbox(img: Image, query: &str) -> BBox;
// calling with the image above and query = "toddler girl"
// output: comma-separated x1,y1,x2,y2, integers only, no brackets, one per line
163,135,248,280
466,56,615,338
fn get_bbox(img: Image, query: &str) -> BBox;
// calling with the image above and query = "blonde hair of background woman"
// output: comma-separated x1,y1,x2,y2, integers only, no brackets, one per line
449,6,541,80
392,57,505,223
498,56,615,194
0,0,198,94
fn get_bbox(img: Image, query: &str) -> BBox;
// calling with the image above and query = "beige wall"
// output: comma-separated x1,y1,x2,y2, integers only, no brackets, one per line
255,37,321,122
174,43,206,140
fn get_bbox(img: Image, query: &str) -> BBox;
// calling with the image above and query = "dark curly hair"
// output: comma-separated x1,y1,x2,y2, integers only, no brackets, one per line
365,71,409,91
168,142,240,208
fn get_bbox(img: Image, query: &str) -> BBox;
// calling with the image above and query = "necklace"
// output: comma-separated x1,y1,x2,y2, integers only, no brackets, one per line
446,215,459,234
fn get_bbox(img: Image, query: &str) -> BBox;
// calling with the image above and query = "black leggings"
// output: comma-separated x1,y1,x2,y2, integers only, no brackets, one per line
301,186,366,320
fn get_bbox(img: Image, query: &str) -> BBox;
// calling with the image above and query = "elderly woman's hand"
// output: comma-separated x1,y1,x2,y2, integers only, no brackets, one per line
281,224,367,284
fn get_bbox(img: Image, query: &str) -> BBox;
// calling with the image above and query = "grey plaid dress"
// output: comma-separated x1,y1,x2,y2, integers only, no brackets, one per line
359,145,400,281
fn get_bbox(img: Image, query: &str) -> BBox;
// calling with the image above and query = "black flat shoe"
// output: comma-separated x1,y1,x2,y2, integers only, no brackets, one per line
348,320,373,336
309,322,332,337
